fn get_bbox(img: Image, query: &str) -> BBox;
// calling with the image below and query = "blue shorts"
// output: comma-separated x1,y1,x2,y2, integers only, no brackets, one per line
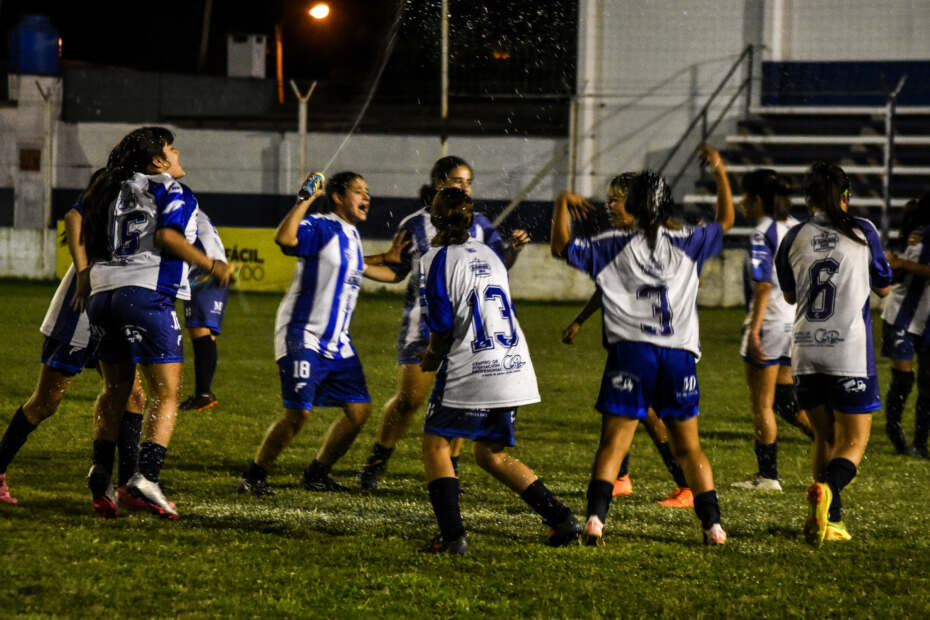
424,402,518,447
40,336,97,376
277,349,370,410
596,341,699,421
184,284,229,334
86,287,183,365
880,321,921,361
794,374,881,414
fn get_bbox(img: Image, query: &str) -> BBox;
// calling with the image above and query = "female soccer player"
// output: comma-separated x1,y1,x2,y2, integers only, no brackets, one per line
239,171,404,496
82,127,234,518
357,155,528,490
550,146,734,546
732,169,813,492
418,187,580,553
774,161,892,546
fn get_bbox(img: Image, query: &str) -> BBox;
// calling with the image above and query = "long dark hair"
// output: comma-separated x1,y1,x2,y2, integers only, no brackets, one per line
321,171,363,213
742,169,792,220
624,170,673,250
430,187,473,246
900,192,930,244
82,126,175,261
804,161,863,244
419,155,471,205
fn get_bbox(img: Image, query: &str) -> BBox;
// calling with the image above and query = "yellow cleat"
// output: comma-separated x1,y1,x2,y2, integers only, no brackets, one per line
824,521,852,542
802,482,832,547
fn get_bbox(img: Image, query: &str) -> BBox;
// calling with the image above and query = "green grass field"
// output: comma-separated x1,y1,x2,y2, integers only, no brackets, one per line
1,278,929,617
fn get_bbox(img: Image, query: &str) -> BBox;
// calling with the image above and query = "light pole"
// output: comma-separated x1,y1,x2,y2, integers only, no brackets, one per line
275,3,330,104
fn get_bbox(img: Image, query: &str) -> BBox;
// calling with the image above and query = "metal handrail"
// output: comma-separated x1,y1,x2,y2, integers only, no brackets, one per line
657,45,755,192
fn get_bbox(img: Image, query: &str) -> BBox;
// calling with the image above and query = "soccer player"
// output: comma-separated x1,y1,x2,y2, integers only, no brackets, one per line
880,193,930,457
732,169,813,492
239,171,405,495
418,187,581,553
774,161,892,546
550,146,734,546
82,127,234,518
357,155,529,490
179,208,230,412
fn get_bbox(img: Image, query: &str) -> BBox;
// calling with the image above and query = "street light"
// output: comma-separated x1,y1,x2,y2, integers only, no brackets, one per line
275,4,331,103
309,3,330,20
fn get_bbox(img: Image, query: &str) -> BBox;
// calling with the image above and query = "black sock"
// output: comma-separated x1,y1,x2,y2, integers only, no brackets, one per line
367,442,393,466
773,384,812,438
886,369,914,449
138,442,167,483
823,458,857,522
92,439,117,474
617,453,630,479
305,459,331,480
428,477,465,540
117,411,143,487
656,441,687,487
0,407,36,474
245,461,268,481
520,479,572,526
192,335,218,395
755,441,778,480
915,395,930,451
693,490,721,530
586,478,614,523
450,455,460,476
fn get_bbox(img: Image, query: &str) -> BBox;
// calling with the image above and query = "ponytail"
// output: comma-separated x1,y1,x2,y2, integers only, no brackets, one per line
804,161,864,244
431,187,473,246
625,170,673,250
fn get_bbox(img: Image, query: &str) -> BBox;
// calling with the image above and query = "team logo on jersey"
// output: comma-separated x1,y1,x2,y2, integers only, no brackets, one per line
813,328,844,345
502,354,526,370
610,372,637,392
469,259,492,278
840,378,867,393
811,231,838,252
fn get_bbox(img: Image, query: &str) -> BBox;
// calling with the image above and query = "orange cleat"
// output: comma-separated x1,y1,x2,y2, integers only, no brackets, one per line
611,474,633,497
658,486,694,508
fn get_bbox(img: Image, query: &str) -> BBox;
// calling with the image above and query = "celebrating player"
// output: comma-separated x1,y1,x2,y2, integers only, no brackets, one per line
550,147,734,546
418,187,581,553
239,171,404,496
774,161,892,546
732,169,813,492
357,155,529,491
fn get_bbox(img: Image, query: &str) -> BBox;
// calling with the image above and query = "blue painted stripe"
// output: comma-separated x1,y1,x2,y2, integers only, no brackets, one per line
318,229,351,356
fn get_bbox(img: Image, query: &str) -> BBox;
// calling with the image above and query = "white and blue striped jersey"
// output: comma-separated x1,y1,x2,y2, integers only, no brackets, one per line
189,209,227,281
89,172,199,301
742,216,798,331
420,238,539,408
565,223,724,359
775,212,893,376
392,206,505,357
881,225,930,337
40,264,92,349
274,212,365,361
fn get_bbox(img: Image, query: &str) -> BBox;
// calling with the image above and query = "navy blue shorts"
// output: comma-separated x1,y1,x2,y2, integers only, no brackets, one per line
184,284,229,334
277,349,370,411
86,287,183,365
596,341,699,421
40,336,96,376
794,373,881,414
880,321,921,361
424,401,518,447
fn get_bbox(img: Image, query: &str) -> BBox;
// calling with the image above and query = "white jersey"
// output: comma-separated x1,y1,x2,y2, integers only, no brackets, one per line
90,172,199,301
565,223,724,359
274,212,364,360
743,215,798,325
40,264,92,348
420,238,539,408
881,225,930,338
775,213,893,376
189,209,227,281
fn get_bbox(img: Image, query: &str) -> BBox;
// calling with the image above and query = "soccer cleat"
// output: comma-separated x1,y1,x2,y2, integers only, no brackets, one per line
301,472,350,492
611,474,633,497
658,486,694,508
582,515,605,546
0,473,18,505
179,392,218,412
116,485,177,518
546,515,582,547
87,465,118,519
419,534,468,554
238,476,274,497
914,444,930,459
824,520,852,542
703,523,727,545
730,474,783,491
127,472,178,518
802,482,832,547
357,458,388,491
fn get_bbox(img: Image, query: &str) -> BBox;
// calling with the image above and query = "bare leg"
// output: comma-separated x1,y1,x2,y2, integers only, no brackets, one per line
376,364,434,448
255,408,310,469
316,401,371,466
745,363,779,444
473,440,537,493
138,362,182,447
664,416,715,495
22,365,75,425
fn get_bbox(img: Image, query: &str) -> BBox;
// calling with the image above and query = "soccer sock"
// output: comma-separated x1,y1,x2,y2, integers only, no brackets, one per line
192,335,218,395
586,478,614,523
656,441,688,487
693,490,721,530
755,441,778,480
886,369,914,448
245,461,268,481
90,439,117,494
428,477,465,541
304,459,331,480
520,479,572,526
0,407,36,474
617,453,630,479
823,457,857,522
116,411,143,487
914,395,930,452
773,384,811,438
450,455,460,477
138,442,168,483
366,442,393,467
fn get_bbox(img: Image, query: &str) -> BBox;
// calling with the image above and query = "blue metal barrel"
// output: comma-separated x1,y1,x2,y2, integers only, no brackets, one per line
9,15,60,75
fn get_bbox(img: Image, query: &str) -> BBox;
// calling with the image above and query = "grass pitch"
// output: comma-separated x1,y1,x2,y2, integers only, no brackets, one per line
1,278,929,617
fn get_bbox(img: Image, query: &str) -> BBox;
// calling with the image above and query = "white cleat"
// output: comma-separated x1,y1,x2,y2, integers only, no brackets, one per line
730,474,783,491
126,472,178,517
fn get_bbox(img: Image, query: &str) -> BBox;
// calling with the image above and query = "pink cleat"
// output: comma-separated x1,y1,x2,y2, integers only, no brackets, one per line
116,485,177,519
0,473,18,505
582,515,605,546
703,523,727,545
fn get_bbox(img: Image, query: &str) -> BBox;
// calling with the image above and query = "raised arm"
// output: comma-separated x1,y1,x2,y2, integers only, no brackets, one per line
550,192,592,257
699,145,735,233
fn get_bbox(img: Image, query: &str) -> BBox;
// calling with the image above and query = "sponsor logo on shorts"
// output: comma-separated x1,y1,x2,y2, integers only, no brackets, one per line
610,372,637,392
840,378,867,393
213,301,224,313
124,326,147,344
295,382,307,392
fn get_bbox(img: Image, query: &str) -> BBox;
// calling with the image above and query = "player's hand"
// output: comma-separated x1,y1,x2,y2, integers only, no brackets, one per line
71,268,90,312
212,260,234,287
907,230,922,246
383,230,411,264
885,251,901,270
748,330,765,363
699,144,724,173
561,321,581,344
297,171,326,201
419,348,443,373
510,229,530,252
558,192,593,220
